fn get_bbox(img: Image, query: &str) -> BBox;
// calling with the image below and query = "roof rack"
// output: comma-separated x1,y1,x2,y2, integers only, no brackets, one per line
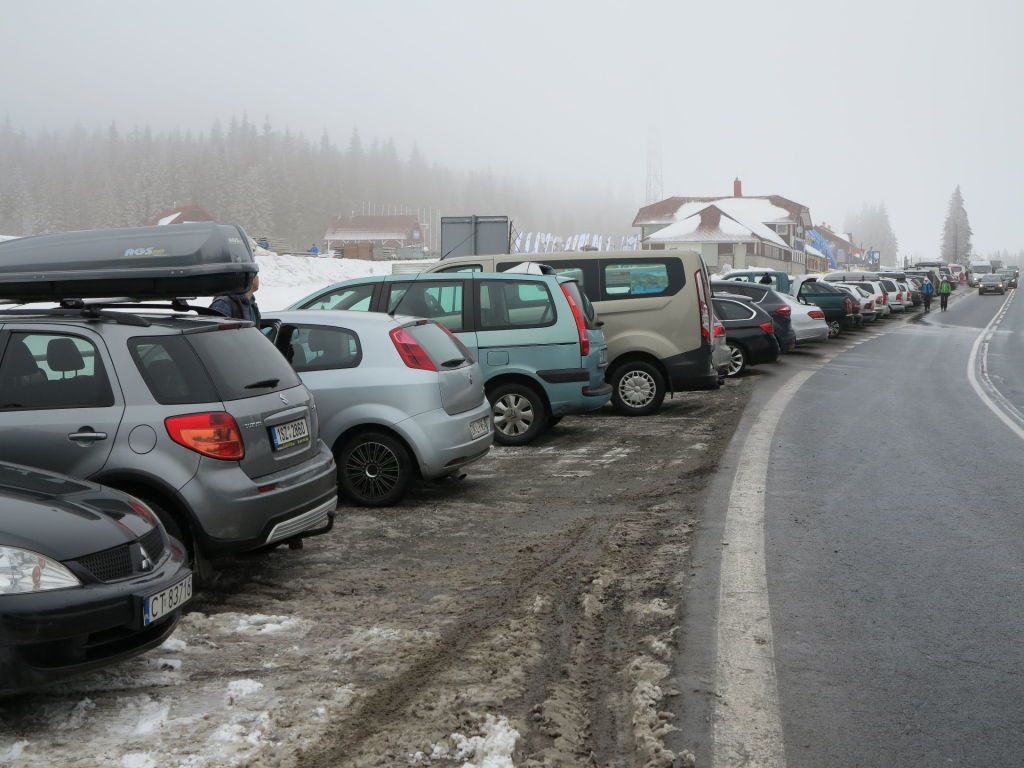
0,298,226,327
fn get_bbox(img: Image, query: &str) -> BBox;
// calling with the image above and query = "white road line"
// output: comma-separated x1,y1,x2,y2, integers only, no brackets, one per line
713,369,815,768
966,290,1024,441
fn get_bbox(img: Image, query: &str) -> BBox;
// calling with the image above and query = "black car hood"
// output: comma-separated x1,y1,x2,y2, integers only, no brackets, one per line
0,463,158,560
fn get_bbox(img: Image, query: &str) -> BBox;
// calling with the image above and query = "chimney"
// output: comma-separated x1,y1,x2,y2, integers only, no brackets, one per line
733,178,742,197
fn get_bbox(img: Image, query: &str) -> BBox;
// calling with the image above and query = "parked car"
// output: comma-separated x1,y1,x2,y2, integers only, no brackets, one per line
261,310,493,506
790,276,856,337
877,278,906,312
710,280,797,352
834,283,877,323
978,274,1007,295
421,250,723,414
0,461,191,695
289,271,611,443
776,293,829,344
0,224,339,574
710,295,781,376
711,318,731,375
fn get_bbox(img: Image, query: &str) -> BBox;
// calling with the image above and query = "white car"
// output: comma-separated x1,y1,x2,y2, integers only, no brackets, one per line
834,283,878,322
878,277,906,312
777,293,829,344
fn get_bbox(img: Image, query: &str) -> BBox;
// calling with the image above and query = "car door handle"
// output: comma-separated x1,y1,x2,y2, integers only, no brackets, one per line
68,430,108,442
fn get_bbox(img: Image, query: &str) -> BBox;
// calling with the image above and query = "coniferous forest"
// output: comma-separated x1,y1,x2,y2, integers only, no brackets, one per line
0,117,636,253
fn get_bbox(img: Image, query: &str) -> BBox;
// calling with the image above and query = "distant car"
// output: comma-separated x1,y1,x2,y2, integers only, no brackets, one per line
978,274,1006,295
261,310,493,506
834,283,877,323
0,462,191,695
711,295,781,376
777,293,829,344
996,270,1018,289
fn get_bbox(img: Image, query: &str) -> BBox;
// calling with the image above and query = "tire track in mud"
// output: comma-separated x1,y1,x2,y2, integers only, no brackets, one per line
295,516,614,767
296,385,750,768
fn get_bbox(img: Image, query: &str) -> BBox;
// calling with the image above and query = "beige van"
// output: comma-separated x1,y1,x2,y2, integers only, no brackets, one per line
421,250,720,415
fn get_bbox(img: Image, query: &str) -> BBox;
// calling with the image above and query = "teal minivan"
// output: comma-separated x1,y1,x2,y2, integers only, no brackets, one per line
289,272,611,445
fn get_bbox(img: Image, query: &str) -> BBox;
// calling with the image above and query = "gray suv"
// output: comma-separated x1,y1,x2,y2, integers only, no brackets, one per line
0,310,338,572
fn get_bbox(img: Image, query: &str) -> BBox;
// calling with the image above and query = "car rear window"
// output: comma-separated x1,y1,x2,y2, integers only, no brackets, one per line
403,321,472,367
130,335,219,405
187,327,302,401
879,279,898,291
560,280,600,329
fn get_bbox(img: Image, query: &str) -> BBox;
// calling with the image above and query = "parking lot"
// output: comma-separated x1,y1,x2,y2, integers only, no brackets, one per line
0,378,751,768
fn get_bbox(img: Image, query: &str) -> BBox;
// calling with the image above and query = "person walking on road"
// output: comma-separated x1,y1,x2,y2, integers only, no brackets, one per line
938,276,952,311
920,278,935,312
210,274,262,323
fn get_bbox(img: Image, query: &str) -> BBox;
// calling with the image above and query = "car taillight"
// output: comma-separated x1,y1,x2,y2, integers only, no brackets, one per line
895,292,902,301
774,305,791,316
165,412,244,460
560,283,589,356
882,292,888,304
759,321,774,334
714,323,726,337
808,310,825,319
389,326,438,371
844,298,853,313
696,269,712,343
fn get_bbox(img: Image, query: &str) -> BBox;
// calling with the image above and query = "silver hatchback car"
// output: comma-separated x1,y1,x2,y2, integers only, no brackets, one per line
262,310,493,506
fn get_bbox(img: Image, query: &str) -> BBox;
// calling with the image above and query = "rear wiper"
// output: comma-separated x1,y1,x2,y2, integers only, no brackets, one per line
244,378,280,390
440,359,465,368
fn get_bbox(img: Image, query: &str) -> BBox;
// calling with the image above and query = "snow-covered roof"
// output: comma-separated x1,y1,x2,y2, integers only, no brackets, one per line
647,202,789,248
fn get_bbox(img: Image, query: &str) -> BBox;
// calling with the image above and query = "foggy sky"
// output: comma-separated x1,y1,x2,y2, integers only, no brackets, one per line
3,0,1022,257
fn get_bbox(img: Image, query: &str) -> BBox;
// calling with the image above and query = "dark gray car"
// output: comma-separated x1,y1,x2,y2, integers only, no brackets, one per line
711,279,797,353
0,309,338,574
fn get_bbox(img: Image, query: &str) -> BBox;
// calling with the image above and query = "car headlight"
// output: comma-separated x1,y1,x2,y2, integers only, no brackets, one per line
0,546,81,594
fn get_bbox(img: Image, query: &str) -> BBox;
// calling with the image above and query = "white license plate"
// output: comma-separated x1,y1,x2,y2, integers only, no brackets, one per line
469,416,490,439
144,574,193,626
270,417,310,450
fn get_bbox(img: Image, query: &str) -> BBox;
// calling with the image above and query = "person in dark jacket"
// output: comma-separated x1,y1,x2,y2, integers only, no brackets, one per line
920,277,935,312
759,273,773,285
210,274,261,323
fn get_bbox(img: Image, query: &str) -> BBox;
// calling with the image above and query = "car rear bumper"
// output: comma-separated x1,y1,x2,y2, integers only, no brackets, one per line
664,345,720,391
399,400,494,479
0,552,190,694
179,439,339,555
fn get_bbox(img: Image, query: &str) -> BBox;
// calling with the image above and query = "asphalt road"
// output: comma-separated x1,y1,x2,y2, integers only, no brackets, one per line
673,288,1024,767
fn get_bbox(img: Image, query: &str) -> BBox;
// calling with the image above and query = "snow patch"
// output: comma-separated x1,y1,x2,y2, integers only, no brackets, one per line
2,741,31,762
121,752,157,768
133,701,171,735
430,714,519,768
233,613,306,634
226,679,264,698
161,637,187,652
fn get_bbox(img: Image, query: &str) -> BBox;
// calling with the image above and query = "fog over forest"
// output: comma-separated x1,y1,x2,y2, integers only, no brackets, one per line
1,0,1022,258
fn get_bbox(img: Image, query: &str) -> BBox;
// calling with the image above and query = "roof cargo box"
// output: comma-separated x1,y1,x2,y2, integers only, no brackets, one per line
0,222,257,302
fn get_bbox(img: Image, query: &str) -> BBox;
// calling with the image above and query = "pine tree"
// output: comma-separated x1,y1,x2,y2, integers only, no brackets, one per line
940,185,972,263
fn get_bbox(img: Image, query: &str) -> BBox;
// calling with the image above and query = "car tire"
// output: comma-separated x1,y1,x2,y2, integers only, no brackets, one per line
725,342,747,377
489,382,548,446
337,431,413,506
610,360,665,416
827,320,842,338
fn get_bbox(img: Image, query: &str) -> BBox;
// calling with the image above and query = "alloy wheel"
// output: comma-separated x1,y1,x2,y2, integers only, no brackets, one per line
344,440,402,501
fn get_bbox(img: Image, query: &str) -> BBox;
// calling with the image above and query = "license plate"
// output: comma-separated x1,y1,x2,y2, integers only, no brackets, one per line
144,574,193,626
270,417,310,451
469,416,490,439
